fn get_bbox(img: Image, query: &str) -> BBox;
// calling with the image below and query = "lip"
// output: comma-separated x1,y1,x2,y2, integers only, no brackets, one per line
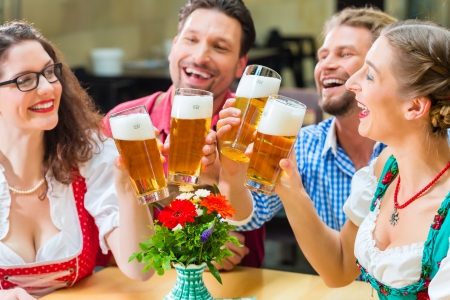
356,100,370,119
28,99,55,113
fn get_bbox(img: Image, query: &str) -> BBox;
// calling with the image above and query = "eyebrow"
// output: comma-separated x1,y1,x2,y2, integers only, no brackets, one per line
184,29,232,46
12,59,54,78
317,45,358,54
366,60,379,74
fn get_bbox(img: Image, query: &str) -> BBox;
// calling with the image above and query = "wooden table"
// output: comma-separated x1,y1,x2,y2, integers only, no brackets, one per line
41,267,378,300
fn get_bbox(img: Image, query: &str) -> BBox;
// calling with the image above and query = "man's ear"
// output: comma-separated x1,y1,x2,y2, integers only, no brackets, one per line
235,54,248,78
404,96,431,121
168,36,178,61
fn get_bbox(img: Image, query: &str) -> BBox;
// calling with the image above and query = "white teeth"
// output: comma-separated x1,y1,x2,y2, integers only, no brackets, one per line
357,102,370,114
30,101,53,110
185,67,212,79
323,78,345,87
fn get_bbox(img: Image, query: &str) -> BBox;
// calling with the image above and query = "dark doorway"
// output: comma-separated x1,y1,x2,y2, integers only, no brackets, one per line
337,0,384,11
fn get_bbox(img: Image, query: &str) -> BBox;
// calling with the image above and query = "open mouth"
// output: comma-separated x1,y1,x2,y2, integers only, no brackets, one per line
322,78,346,89
357,101,370,118
29,100,54,111
184,67,212,80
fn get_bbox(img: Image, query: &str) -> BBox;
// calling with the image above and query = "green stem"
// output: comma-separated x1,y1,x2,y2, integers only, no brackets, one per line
197,244,204,265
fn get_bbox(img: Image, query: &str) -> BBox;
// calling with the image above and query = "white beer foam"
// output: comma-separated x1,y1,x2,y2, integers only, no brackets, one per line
171,95,213,119
257,98,306,136
235,75,281,99
110,113,156,140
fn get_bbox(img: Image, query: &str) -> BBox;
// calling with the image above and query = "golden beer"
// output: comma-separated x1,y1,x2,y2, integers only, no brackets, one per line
114,138,167,196
168,89,213,185
247,133,296,187
169,117,211,177
245,95,306,195
109,106,169,205
220,65,281,162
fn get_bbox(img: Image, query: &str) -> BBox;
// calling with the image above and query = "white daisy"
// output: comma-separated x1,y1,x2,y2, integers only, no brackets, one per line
195,189,211,198
176,192,194,200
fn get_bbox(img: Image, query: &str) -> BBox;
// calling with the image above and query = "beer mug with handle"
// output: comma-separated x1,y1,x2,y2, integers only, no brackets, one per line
220,65,281,162
245,94,306,195
168,88,213,185
109,105,169,205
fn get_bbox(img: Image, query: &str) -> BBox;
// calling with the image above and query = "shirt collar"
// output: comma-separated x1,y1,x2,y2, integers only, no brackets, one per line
321,117,338,158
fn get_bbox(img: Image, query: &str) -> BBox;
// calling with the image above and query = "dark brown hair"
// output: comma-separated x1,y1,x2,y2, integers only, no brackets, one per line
382,20,450,137
178,0,255,57
0,21,104,185
323,6,397,43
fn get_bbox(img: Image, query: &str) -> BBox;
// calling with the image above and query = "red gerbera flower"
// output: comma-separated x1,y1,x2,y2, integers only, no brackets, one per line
158,200,197,229
199,193,235,219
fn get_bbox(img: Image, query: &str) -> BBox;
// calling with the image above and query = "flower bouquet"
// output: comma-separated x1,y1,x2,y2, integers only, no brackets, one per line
129,184,240,299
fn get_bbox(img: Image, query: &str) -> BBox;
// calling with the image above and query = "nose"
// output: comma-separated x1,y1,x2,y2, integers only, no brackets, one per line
345,69,362,93
316,54,339,71
36,74,55,95
192,42,211,65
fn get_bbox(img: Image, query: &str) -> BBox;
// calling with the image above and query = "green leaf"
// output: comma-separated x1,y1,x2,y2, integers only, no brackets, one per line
142,264,151,273
139,242,148,251
206,261,222,284
128,252,139,262
163,256,172,270
212,184,220,195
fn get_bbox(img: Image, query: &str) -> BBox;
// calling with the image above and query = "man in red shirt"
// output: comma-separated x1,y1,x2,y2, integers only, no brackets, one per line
104,0,265,270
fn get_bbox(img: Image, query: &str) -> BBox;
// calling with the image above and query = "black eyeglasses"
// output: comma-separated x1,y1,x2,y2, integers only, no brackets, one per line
0,63,62,92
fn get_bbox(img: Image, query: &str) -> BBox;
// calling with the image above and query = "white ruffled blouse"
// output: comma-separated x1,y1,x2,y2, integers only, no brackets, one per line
0,137,120,266
343,159,450,299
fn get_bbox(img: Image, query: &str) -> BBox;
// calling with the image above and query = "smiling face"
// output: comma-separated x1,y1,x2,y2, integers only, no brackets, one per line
315,25,372,117
345,36,404,142
0,40,62,132
168,8,247,103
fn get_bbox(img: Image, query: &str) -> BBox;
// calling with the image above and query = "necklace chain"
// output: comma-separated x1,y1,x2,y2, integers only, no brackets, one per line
390,161,450,226
8,179,45,195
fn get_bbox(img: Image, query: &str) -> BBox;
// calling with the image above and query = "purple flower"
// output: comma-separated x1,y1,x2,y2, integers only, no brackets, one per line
200,224,215,243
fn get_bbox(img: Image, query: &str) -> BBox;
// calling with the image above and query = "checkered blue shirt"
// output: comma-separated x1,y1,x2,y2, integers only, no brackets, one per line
235,117,386,231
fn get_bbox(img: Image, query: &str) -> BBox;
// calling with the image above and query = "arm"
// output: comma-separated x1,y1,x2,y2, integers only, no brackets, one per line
275,153,360,287
105,156,154,281
0,288,36,300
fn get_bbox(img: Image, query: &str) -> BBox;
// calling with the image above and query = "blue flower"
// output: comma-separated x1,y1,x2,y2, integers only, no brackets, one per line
200,223,215,243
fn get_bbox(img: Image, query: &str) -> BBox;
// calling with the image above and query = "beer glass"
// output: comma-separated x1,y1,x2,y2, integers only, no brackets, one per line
220,65,281,162
245,95,306,195
168,88,213,185
109,105,169,205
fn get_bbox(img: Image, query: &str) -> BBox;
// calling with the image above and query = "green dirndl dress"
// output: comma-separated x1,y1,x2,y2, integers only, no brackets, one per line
356,156,450,299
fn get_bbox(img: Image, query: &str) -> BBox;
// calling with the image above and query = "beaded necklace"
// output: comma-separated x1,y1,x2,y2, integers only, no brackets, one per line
390,161,450,226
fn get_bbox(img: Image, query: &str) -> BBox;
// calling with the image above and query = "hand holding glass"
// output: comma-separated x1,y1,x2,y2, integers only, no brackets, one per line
245,95,306,195
220,65,281,162
109,105,169,205
168,88,213,185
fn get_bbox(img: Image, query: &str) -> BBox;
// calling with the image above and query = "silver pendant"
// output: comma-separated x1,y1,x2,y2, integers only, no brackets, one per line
390,207,399,226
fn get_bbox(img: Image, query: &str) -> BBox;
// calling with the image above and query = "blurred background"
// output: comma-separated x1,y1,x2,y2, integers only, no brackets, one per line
1,0,448,113
2,0,449,273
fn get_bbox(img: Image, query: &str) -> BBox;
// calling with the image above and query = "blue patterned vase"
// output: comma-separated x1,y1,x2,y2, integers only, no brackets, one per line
164,263,214,300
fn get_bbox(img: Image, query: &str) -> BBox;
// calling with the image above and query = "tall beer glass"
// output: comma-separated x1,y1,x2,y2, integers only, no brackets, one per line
220,65,281,162
168,88,213,185
245,95,306,195
109,105,169,205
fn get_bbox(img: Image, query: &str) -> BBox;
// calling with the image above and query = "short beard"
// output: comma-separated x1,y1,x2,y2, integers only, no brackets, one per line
320,90,358,117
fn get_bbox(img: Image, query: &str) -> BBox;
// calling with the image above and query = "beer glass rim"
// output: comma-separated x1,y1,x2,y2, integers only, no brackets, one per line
175,88,214,97
268,94,307,110
244,64,281,80
108,104,149,119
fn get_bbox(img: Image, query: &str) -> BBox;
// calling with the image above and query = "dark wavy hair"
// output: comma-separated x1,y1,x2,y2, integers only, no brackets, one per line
178,0,255,57
0,21,104,185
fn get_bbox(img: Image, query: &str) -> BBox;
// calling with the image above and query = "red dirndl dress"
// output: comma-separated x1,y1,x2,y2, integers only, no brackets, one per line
0,176,99,297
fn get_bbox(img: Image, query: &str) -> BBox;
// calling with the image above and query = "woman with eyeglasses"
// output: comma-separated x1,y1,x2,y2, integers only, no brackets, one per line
0,21,158,299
